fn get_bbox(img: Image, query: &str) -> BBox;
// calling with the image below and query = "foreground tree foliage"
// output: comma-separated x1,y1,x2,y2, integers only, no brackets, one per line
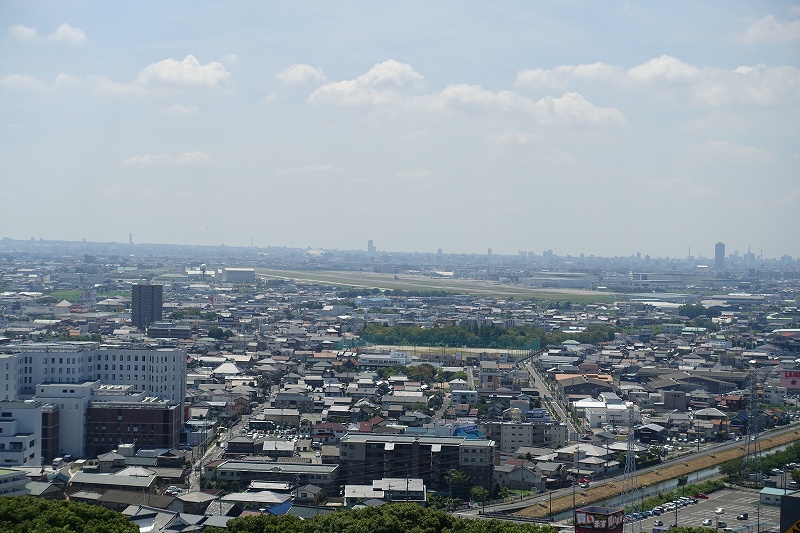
206,503,559,533
0,496,138,533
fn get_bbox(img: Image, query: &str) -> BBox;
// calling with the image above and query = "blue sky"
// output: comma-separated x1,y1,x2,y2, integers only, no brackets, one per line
1,2,798,259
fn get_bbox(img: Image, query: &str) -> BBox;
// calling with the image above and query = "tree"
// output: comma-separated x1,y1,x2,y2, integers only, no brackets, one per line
207,503,560,533
471,485,490,503
445,469,473,500
677,474,689,496
0,496,138,532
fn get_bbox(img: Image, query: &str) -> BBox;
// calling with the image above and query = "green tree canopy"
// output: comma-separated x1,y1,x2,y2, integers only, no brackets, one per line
206,503,559,533
0,496,138,532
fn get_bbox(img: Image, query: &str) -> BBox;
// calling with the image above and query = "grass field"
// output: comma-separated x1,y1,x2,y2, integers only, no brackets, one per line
254,268,619,303
514,428,800,518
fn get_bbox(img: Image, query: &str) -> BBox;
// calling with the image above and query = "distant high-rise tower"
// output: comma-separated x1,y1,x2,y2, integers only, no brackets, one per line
129,233,133,245
132,284,163,329
487,248,492,257
715,242,725,270
367,240,376,254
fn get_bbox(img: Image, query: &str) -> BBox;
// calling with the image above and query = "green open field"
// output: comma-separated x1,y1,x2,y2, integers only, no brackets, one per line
254,268,620,304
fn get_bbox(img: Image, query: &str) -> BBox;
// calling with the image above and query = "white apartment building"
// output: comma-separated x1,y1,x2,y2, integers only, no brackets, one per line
0,342,186,405
585,402,641,429
0,401,43,468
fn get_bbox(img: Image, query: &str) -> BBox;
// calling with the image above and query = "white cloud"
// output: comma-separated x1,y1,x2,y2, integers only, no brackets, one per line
262,93,282,105
8,23,86,44
137,55,230,90
692,64,800,106
176,151,214,165
276,64,327,85
487,130,539,144
123,151,213,166
434,84,536,112
0,73,48,91
628,55,699,82
536,92,625,124
306,60,622,124
160,103,199,116
308,59,423,105
515,62,617,88
396,169,433,182
278,164,338,175
689,140,775,161
122,154,169,166
740,15,800,44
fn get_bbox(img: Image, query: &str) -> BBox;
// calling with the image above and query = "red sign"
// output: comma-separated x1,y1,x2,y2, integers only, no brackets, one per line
780,371,800,389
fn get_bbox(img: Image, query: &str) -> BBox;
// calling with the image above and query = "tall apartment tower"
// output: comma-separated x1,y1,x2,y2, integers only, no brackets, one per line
132,283,163,329
367,240,376,254
715,241,726,270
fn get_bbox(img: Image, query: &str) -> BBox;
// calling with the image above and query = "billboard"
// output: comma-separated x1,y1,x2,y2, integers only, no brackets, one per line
780,371,800,390
575,506,624,529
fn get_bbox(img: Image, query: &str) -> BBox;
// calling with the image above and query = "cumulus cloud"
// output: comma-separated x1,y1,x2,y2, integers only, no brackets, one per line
0,73,48,91
160,103,199,116
628,55,699,82
278,164,339,175
692,64,800,106
306,60,622,124
515,62,617,88
122,151,213,166
137,55,230,89
740,14,800,44
176,151,214,165
276,64,327,85
7,22,87,44
308,59,423,105
396,169,433,181
434,84,536,112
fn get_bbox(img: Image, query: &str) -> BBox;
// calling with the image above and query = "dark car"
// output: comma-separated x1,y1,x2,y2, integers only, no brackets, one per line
718,522,728,528
737,514,748,520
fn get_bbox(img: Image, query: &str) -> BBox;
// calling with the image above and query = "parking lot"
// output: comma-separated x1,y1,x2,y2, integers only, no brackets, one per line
630,488,779,533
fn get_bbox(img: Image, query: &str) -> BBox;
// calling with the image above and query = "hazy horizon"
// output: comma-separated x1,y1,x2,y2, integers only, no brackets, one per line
2,2,798,258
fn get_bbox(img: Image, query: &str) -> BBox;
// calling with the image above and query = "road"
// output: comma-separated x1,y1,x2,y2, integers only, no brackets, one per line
520,358,580,439
455,422,800,518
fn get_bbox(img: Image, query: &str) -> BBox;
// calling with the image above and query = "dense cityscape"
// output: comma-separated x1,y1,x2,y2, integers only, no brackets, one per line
0,236,798,531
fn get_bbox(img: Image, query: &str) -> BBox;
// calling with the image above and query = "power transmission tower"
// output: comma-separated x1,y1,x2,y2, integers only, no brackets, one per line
740,370,763,484
620,404,639,531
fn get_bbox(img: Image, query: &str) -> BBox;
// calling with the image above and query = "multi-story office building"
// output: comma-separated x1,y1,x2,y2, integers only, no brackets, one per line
715,242,726,270
132,284,163,329
339,434,494,490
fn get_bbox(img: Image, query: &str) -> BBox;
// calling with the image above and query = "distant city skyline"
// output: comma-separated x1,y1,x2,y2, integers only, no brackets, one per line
1,234,794,262
1,2,798,258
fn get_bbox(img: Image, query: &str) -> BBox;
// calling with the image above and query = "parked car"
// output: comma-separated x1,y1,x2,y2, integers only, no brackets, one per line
654,521,663,527
717,522,728,528
696,493,709,499
703,519,714,526
580,483,590,488
737,514,748,520
715,508,724,515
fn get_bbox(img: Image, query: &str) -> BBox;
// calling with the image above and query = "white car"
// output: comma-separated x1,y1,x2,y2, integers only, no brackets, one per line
703,519,714,526
715,508,724,515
